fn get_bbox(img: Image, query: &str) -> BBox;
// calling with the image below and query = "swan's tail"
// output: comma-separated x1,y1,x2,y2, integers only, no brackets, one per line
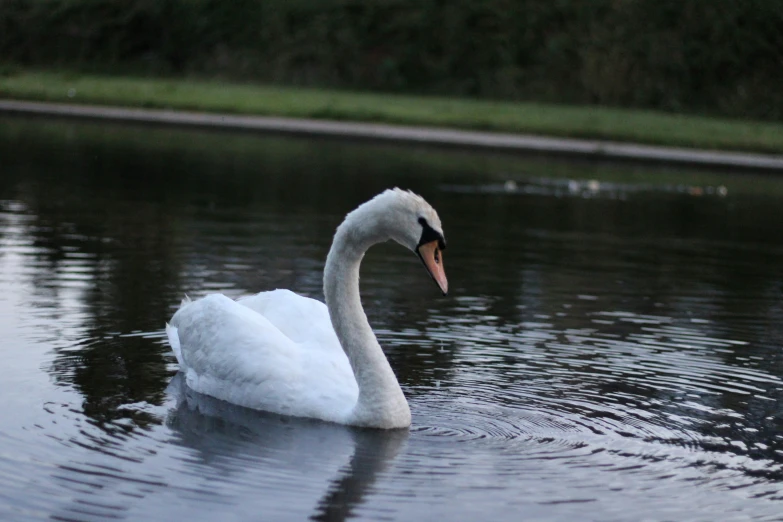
166,323,184,367
166,295,193,368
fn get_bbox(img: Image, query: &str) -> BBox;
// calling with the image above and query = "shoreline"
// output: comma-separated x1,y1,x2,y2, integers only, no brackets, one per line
3,99,783,172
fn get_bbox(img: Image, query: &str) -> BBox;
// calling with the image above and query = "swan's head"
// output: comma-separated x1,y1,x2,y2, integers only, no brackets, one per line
350,188,448,296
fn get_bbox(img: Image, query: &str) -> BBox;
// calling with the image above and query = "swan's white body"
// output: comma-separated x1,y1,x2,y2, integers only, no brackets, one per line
166,189,447,429
167,290,359,423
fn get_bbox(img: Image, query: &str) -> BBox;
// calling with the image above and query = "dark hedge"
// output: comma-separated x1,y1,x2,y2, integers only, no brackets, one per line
1,0,781,120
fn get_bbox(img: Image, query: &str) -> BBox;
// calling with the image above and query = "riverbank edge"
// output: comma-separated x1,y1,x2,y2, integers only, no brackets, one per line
3,99,783,172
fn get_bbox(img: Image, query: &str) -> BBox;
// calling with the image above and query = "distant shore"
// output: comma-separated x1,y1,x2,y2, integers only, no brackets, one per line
2,72,783,171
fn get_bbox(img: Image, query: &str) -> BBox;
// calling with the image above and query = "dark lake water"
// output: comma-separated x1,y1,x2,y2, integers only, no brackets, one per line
2,114,783,521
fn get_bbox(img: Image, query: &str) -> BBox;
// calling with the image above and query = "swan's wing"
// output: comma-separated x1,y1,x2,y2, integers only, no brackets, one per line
169,293,357,421
172,294,301,401
237,289,340,350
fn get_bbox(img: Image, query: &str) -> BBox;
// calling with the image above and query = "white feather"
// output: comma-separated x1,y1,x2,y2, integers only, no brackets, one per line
170,291,358,423
165,323,183,366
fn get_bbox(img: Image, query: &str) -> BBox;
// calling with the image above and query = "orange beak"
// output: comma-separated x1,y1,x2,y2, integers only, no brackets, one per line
417,240,448,296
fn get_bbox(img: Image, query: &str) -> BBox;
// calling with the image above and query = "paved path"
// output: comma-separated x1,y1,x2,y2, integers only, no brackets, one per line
2,99,783,171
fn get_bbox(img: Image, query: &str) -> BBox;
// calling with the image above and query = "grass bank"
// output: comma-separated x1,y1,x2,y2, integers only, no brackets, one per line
2,71,783,155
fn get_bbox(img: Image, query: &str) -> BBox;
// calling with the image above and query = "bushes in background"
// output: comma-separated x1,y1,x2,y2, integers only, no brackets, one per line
1,0,781,120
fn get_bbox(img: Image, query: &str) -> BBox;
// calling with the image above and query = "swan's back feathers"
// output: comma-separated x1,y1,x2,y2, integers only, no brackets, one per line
237,289,340,349
168,292,357,423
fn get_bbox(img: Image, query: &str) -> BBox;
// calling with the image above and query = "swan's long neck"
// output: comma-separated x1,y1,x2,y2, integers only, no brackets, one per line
323,212,411,429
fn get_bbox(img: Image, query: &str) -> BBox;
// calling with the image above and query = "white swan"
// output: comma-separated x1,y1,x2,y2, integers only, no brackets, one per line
166,189,448,429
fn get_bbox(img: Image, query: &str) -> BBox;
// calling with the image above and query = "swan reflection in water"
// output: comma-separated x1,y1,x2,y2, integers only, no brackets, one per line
165,373,408,521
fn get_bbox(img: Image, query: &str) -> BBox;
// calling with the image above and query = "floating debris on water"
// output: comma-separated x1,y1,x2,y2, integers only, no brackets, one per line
442,177,730,199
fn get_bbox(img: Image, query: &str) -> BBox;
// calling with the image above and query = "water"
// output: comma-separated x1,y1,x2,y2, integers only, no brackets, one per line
2,115,783,521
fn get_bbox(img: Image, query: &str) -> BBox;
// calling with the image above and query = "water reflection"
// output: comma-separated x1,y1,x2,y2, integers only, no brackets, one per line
167,374,408,522
1,115,783,519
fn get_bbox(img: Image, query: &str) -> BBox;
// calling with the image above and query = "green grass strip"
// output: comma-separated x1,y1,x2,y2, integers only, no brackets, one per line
2,71,783,154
